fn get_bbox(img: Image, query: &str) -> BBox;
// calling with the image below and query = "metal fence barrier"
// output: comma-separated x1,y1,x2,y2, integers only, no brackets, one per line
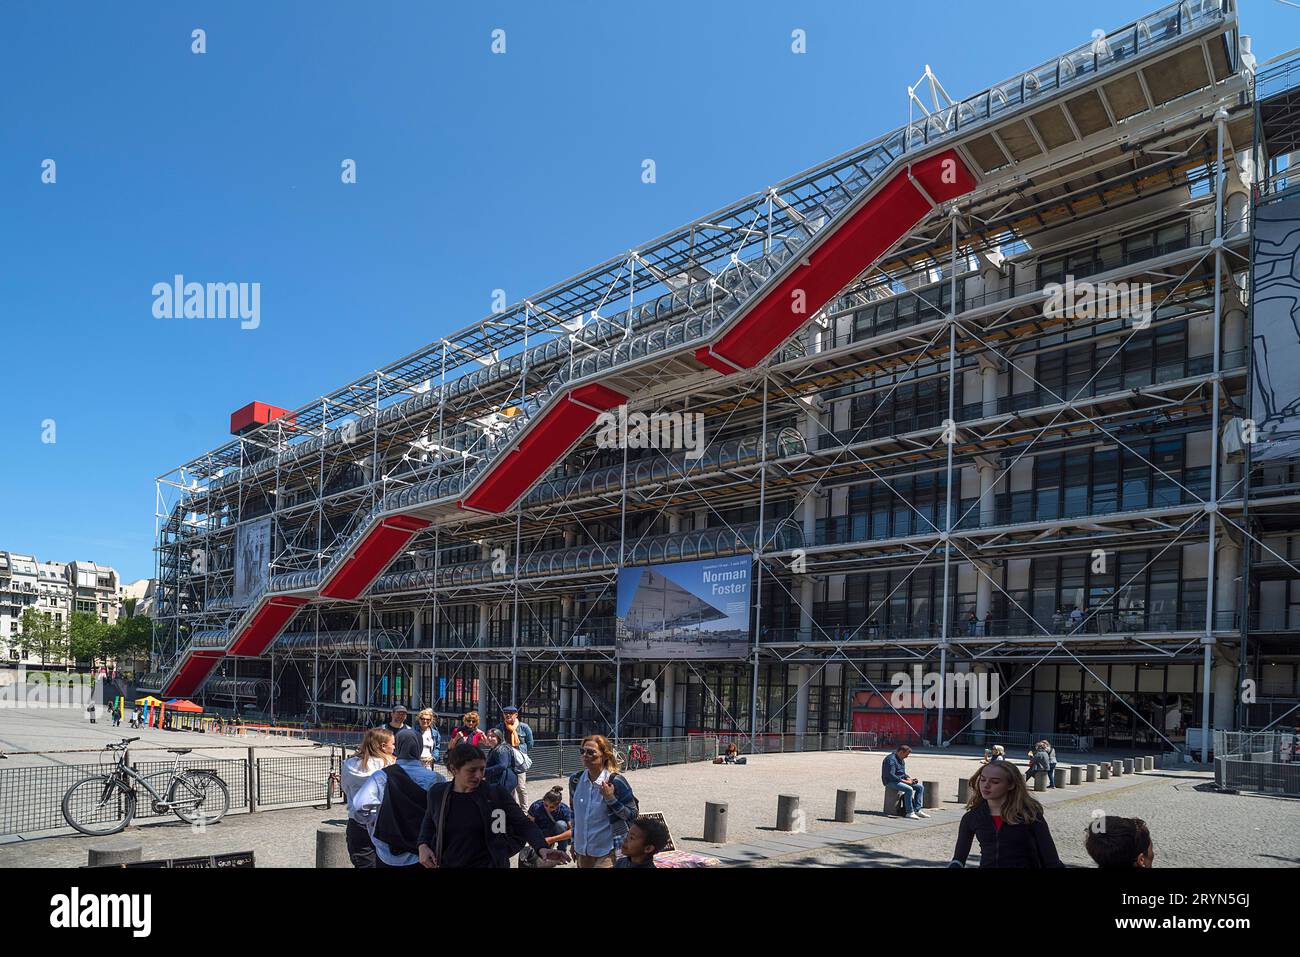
256,753,339,810
1213,730,1300,796
0,754,251,836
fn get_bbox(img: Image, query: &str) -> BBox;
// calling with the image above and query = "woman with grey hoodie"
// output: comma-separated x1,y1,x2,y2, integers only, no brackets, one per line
338,728,396,867
354,729,445,867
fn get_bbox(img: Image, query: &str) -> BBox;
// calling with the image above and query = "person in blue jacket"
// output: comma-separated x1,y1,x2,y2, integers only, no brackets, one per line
881,744,929,819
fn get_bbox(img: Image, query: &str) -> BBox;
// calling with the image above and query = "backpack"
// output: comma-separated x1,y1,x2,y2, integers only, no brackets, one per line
511,746,532,773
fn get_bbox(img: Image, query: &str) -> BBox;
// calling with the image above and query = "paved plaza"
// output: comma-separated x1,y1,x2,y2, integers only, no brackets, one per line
0,705,320,769
2,707,1296,868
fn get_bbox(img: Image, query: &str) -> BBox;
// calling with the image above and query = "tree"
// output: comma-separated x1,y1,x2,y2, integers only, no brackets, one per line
104,616,152,667
69,612,109,668
121,596,138,619
16,608,69,666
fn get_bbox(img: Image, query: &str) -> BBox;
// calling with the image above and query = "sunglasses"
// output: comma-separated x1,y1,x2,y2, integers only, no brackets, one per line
579,748,600,757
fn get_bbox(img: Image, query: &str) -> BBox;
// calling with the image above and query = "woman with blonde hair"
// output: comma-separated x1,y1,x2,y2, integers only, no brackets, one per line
338,728,396,867
949,759,1062,868
416,708,441,767
566,734,639,868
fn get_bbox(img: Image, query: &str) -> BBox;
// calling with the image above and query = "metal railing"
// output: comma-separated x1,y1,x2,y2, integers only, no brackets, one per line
1212,730,1300,796
0,754,251,836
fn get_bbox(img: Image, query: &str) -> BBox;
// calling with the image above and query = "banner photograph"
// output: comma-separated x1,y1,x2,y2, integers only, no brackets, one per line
615,555,752,659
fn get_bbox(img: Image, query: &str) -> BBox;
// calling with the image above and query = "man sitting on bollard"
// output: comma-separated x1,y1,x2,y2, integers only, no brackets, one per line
882,745,929,819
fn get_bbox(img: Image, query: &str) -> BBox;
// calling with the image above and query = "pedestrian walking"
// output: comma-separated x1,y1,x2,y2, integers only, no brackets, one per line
483,730,520,795
87,703,97,724
881,745,929,819
353,728,443,868
567,734,639,868
416,708,441,768
417,743,566,869
337,728,396,868
495,704,533,806
378,704,409,739
949,760,1063,868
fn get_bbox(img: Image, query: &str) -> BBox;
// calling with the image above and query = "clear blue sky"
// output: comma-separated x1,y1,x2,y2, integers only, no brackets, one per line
1,1,1294,582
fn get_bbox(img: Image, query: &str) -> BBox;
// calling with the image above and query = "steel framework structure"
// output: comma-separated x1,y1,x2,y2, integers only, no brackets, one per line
143,1,1299,758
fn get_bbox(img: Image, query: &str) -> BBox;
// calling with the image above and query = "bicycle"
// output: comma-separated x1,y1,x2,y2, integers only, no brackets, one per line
625,742,652,770
61,737,231,836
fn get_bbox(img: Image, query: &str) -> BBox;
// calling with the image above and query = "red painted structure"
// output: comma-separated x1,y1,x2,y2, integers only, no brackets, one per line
319,516,432,599
161,151,975,697
230,402,295,436
461,383,627,513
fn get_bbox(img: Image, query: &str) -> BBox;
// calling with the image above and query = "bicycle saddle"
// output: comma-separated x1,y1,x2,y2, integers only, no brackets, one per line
167,748,193,755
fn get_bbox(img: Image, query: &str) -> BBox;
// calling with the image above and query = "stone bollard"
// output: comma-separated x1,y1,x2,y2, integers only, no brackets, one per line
315,827,350,868
922,781,939,809
1053,768,1068,788
1070,766,1082,786
1099,763,1110,780
1034,771,1048,791
1143,756,1154,771
777,794,801,831
883,790,904,816
1112,759,1123,776
1086,764,1097,783
87,841,142,868
957,778,970,804
704,802,729,843
1123,758,1135,774
834,789,856,823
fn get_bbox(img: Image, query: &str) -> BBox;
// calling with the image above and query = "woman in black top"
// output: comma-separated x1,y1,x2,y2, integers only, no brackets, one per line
949,760,1063,868
417,743,566,869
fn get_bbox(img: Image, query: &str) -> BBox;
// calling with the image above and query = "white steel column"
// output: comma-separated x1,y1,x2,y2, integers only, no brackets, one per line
937,208,960,747
661,666,676,737
794,665,810,735
1200,107,1229,763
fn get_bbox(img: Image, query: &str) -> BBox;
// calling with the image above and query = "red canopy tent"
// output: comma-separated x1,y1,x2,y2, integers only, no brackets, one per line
165,699,204,713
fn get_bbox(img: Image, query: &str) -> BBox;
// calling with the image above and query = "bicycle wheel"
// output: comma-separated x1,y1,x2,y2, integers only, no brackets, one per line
62,775,136,836
169,770,230,826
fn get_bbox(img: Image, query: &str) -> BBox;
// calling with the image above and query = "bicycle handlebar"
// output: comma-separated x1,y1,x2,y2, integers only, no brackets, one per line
108,737,141,750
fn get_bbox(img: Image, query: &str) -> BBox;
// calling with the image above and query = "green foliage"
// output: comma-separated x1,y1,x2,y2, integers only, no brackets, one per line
16,608,69,665
69,611,110,666
106,615,152,662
